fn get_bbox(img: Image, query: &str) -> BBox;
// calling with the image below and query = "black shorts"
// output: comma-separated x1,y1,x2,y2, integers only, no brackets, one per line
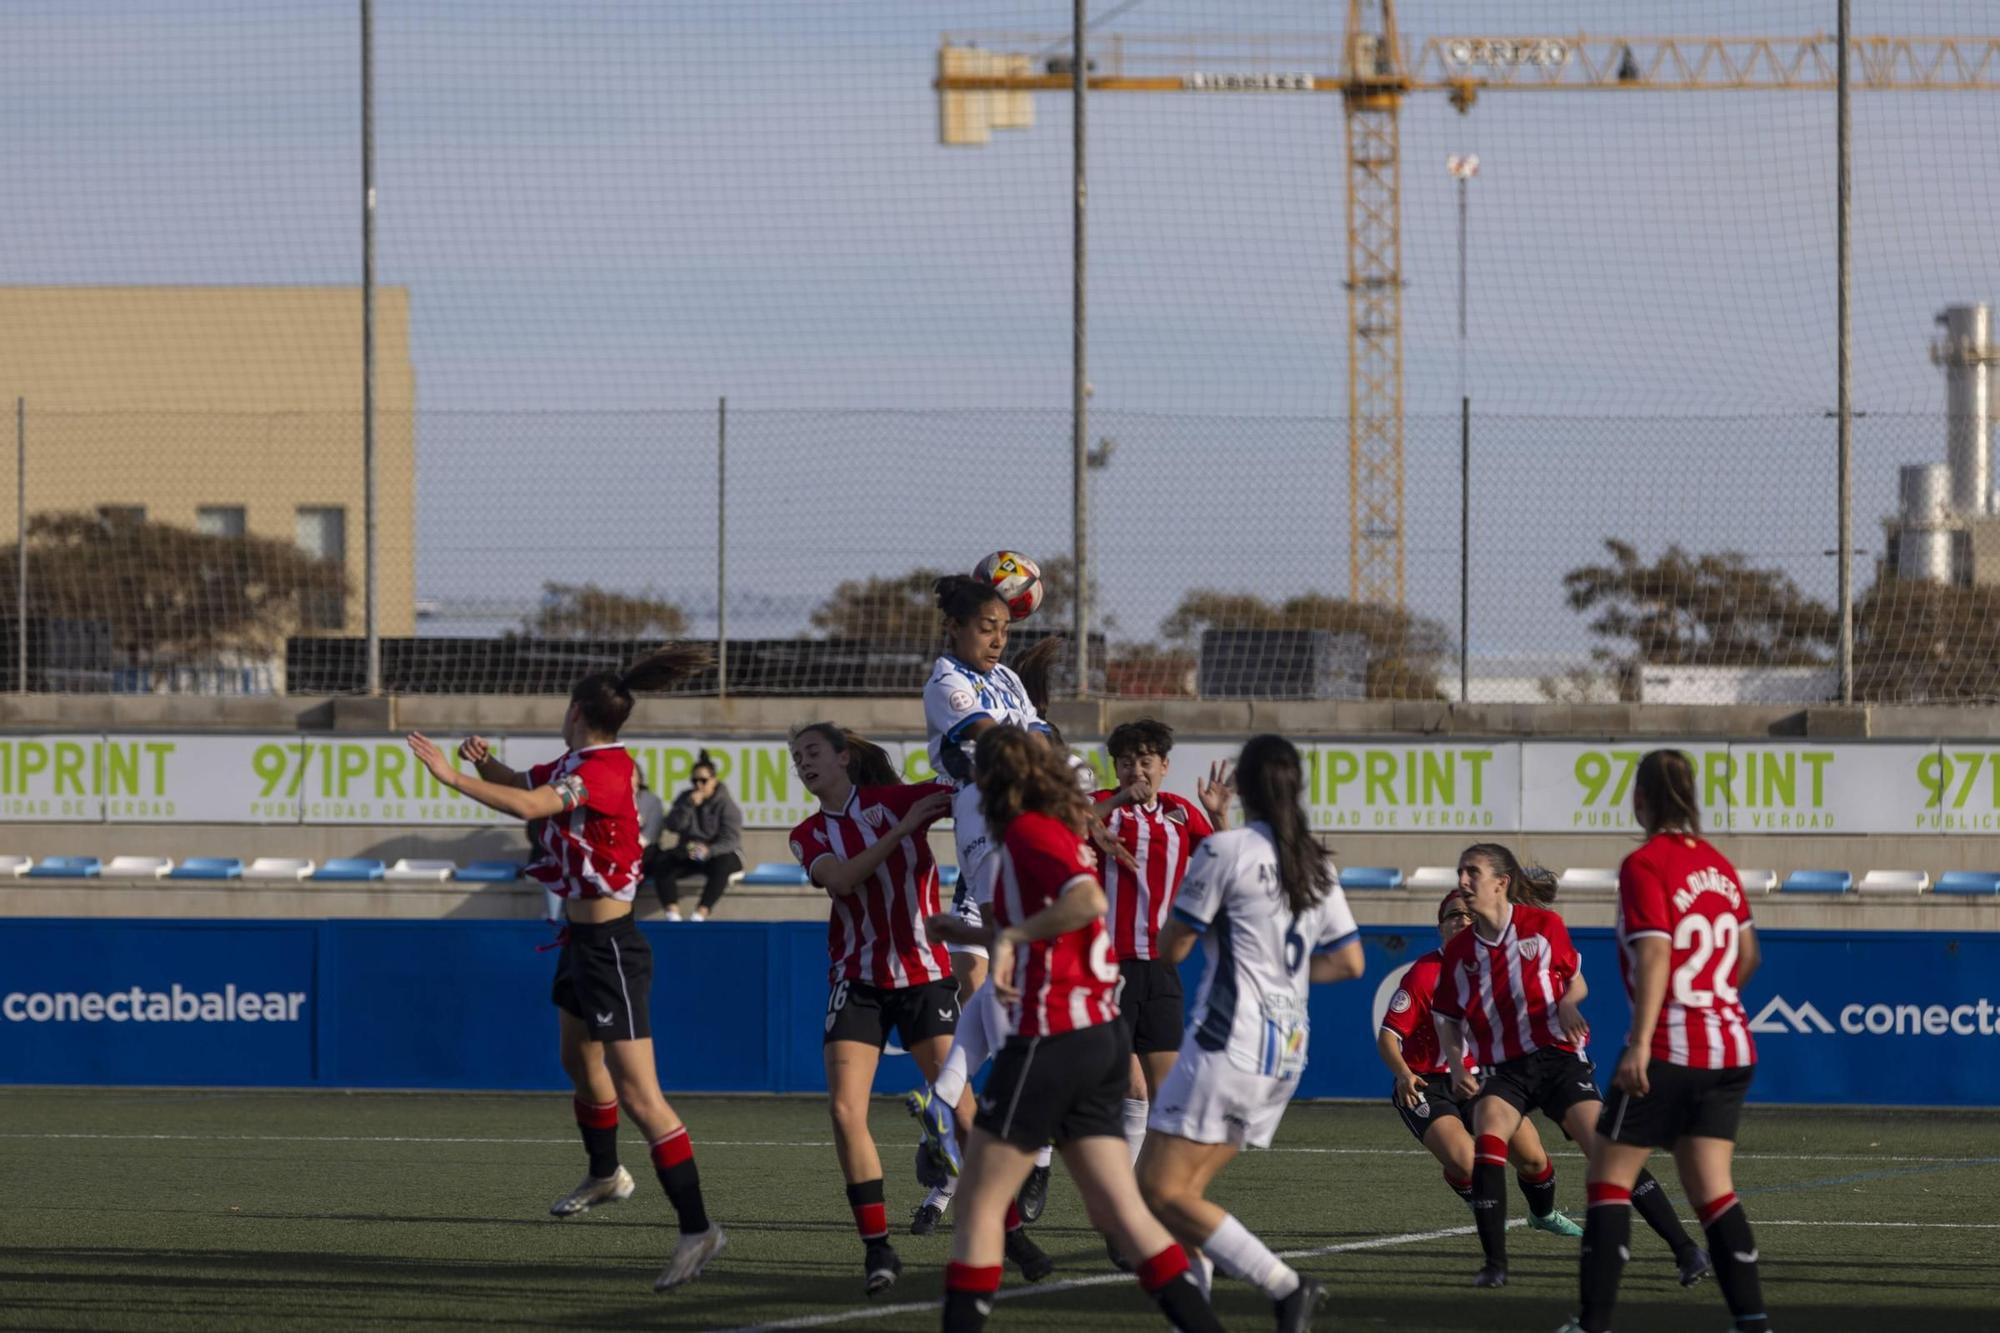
1116,957,1185,1056
1393,1071,1471,1143
1599,1060,1755,1149
976,1022,1129,1151
1475,1046,1601,1124
551,913,652,1042
823,977,961,1050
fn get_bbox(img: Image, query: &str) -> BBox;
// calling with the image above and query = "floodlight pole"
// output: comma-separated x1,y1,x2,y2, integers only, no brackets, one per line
717,396,728,700
15,398,24,694
1070,0,1091,698
1836,0,1855,704
360,0,381,696
1448,154,1479,705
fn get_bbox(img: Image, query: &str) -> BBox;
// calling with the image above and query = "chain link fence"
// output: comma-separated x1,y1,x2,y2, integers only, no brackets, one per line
2,3,1997,702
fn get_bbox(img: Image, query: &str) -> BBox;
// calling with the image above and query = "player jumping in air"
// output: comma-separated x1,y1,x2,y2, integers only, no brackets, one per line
926,726,1223,1333
1432,842,1709,1291
786,723,958,1297
1560,749,1769,1333
404,646,725,1294
1136,734,1365,1333
904,581,1060,1243
1377,888,1584,1237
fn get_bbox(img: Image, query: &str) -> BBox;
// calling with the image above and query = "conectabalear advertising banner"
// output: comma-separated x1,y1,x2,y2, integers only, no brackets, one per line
0,735,1998,833
3,921,1994,1105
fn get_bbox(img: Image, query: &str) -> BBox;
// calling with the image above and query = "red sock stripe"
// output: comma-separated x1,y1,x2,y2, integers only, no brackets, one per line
853,1202,889,1241
1587,1182,1633,1208
649,1127,693,1170
572,1097,619,1130
1135,1244,1190,1294
1444,1172,1473,1192
1697,1192,1740,1228
946,1262,1003,1295
1521,1161,1556,1186
1474,1134,1508,1167
1004,1200,1023,1232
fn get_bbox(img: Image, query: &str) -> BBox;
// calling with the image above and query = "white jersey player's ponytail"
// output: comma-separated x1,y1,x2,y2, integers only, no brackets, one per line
1236,734,1334,916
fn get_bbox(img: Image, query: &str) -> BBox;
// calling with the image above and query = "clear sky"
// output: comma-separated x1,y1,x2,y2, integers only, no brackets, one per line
2,1,1997,662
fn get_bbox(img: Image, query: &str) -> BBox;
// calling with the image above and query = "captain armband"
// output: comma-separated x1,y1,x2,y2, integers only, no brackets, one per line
552,774,588,813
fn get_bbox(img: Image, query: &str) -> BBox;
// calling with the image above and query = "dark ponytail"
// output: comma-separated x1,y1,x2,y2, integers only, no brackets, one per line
1235,734,1332,916
692,748,717,779
934,574,1006,625
570,643,713,736
1460,842,1558,906
790,721,902,789
1012,635,1066,713
1633,748,1702,836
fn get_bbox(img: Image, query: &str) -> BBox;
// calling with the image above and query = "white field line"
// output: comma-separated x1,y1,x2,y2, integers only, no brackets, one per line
2,1132,1997,1166
718,1219,1502,1333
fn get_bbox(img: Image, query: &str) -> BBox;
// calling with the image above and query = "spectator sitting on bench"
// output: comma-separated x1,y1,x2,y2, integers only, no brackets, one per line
649,751,744,921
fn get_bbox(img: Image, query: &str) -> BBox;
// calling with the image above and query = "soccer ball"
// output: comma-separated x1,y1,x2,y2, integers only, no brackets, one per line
975,550,1044,621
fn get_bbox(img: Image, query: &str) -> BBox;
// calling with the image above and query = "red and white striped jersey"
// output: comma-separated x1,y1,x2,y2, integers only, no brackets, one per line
1092,790,1213,961
1380,949,1474,1077
524,744,643,902
1431,903,1582,1068
1618,833,1757,1070
790,781,954,989
994,810,1119,1039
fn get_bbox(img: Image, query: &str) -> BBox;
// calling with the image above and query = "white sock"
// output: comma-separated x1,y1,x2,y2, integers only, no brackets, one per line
1190,1247,1215,1300
932,1037,972,1111
1033,1143,1053,1169
924,1180,955,1212
1122,1097,1149,1163
1204,1213,1299,1300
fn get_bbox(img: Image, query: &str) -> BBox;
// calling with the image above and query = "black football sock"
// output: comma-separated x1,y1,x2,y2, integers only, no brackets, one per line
650,1127,711,1234
1136,1246,1225,1333
572,1096,619,1179
847,1178,889,1246
1518,1160,1558,1218
1444,1170,1475,1205
1471,1135,1510,1268
1699,1193,1769,1330
943,1262,1001,1332
1578,1183,1633,1333
1632,1168,1695,1255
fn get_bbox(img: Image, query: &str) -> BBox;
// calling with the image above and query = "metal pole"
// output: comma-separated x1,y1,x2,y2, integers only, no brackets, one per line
1457,171,1469,704
1070,0,1090,698
360,0,381,696
716,396,728,699
1836,0,1854,704
15,398,25,694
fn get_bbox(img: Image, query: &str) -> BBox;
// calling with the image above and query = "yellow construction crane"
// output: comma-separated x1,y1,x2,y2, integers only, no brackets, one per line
934,6,2000,607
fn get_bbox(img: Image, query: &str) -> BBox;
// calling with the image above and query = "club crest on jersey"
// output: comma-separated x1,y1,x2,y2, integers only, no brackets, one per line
812,828,829,846
862,805,891,828
1163,804,1188,825
1519,937,1545,961
1389,988,1413,1014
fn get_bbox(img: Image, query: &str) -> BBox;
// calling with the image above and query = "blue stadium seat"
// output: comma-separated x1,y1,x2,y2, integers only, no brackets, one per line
1934,871,2000,896
941,866,960,888
741,861,811,887
1781,869,1853,894
1340,866,1404,890
455,860,525,883
311,858,386,882
168,857,244,881
26,855,101,878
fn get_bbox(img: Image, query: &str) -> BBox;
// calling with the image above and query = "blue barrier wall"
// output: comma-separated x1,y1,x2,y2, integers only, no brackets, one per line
2,919,1995,1106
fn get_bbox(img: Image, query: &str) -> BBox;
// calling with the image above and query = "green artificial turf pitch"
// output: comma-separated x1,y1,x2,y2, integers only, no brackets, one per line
2,1090,1997,1331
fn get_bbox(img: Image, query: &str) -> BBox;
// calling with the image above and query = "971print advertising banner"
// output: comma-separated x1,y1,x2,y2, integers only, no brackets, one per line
5,733,2000,833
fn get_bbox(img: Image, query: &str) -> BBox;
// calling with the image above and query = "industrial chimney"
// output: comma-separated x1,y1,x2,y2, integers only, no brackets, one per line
1932,304,1997,515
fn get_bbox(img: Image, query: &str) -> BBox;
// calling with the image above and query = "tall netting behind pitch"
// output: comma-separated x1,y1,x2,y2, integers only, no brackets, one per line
1,2,1997,700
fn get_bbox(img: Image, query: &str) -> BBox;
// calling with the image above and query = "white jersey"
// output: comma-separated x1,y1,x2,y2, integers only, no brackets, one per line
923,654,1044,788
1173,823,1359,1080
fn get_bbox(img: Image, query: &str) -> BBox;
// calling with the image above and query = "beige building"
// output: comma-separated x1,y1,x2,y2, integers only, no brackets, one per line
0,286,416,645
